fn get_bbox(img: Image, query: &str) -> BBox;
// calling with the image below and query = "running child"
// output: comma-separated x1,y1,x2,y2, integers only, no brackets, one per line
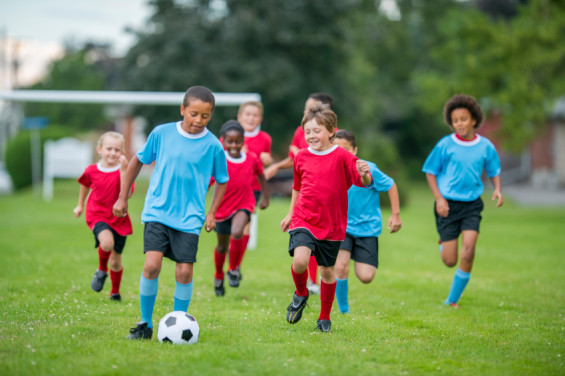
213,120,269,296
422,93,503,308
280,104,373,332
74,131,133,301
332,129,402,314
113,86,229,340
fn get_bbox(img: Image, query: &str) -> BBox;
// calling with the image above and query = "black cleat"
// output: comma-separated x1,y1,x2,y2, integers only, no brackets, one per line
227,269,240,288
316,319,331,332
214,278,225,297
286,292,309,324
127,322,152,340
91,270,107,292
110,293,122,302
235,266,243,281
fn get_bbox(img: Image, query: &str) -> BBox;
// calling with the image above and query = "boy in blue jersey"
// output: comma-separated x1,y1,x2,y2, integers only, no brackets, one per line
332,130,402,314
113,86,229,339
423,94,503,308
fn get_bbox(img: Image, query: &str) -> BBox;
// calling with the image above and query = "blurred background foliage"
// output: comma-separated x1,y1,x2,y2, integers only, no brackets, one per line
20,0,565,179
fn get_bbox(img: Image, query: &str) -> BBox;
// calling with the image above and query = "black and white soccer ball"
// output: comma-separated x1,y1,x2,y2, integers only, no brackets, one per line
157,311,200,345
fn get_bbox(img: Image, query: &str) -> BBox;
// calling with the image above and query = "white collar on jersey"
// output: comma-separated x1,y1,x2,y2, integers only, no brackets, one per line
225,151,247,164
451,133,481,146
96,162,121,173
244,125,261,138
307,144,338,156
176,121,209,139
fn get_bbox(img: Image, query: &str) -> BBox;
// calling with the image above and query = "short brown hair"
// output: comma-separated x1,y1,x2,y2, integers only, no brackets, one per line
301,103,337,135
444,94,483,129
238,101,263,116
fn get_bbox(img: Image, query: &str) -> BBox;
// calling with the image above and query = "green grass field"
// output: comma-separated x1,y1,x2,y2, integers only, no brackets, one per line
1,179,564,376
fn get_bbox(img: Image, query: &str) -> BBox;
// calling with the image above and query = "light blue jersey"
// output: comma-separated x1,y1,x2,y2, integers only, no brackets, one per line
422,134,501,202
137,122,229,234
346,160,394,237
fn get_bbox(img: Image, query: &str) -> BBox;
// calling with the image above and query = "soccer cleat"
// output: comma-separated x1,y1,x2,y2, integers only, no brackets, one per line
214,278,225,297
227,269,240,288
286,292,309,324
447,302,460,309
127,322,152,340
307,280,320,295
110,293,122,302
316,319,332,332
236,266,243,281
91,270,107,292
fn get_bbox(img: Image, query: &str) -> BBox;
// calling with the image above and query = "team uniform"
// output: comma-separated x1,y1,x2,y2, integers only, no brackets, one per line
243,127,272,196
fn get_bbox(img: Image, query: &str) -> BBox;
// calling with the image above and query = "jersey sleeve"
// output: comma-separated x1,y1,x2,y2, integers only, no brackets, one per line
370,163,394,192
292,153,303,191
212,144,229,184
422,140,445,175
252,153,264,176
137,129,158,165
484,141,502,178
262,132,272,155
77,167,92,187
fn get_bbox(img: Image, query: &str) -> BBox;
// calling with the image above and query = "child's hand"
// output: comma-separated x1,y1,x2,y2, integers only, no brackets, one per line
204,212,216,232
387,213,402,233
264,165,277,180
259,196,269,210
280,214,292,232
113,198,128,217
492,190,504,207
356,160,370,177
73,205,83,218
259,152,273,166
435,197,449,217
119,155,128,171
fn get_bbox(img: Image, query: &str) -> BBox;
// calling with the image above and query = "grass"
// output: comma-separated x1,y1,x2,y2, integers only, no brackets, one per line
0,179,564,375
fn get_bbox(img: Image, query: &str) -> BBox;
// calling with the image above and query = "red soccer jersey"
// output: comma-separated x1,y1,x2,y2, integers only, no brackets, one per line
215,151,263,222
290,145,371,241
244,128,271,191
78,163,133,236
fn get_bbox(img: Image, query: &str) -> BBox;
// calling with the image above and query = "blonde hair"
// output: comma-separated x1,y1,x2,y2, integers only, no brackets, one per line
98,131,125,150
301,103,337,134
238,101,263,116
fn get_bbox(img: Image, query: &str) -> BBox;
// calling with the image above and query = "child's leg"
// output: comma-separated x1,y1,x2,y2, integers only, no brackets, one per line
97,229,115,272
173,262,194,312
292,246,311,296
354,262,377,284
109,251,123,296
335,250,351,314
215,234,230,279
446,230,478,305
229,211,251,271
139,251,163,328
440,239,459,267
307,256,318,284
318,265,337,321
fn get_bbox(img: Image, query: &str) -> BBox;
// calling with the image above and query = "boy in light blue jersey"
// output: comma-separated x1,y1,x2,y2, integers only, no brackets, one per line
113,86,229,339
332,130,402,314
423,93,503,308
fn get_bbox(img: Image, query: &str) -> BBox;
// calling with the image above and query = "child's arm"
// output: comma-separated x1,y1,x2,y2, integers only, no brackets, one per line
259,152,273,167
425,173,449,217
205,182,227,232
490,175,504,207
73,185,90,218
281,189,299,232
356,160,373,187
386,183,402,233
113,156,143,217
119,155,134,199
264,157,293,180
257,173,270,210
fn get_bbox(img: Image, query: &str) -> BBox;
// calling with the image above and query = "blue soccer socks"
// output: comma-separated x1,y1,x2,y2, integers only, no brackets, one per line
139,273,159,328
173,281,193,312
445,268,470,305
335,278,350,313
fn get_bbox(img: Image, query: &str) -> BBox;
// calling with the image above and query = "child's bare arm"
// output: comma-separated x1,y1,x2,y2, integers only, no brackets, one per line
205,182,227,232
490,175,504,207
257,173,270,210
119,155,134,199
281,189,299,232
425,173,449,217
113,156,143,217
264,157,294,180
73,185,90,218
259,152,273,167
386,183,402,233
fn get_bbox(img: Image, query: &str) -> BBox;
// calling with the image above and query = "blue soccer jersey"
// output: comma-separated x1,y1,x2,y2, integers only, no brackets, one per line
422,134,501,202
346,160,394,237
137,122,229,234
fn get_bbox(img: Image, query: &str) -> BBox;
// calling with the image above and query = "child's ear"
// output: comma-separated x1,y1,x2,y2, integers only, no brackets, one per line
180,105,185,116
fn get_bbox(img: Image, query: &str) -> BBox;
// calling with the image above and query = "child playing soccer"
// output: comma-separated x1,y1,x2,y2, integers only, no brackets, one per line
74,131,133,301
332,130,402,314
212,120,269,296
422,93,503,308
280,104,373,332
113,86,229,340
266,93,334,295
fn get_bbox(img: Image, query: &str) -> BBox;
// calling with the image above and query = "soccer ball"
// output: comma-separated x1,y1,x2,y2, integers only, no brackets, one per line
157,311,200,345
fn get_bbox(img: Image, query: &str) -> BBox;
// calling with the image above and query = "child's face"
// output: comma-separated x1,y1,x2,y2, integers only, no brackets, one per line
237,105,262,132
303,119,334,152
333,137,358,156
180,99,214,134
97,136,123,167
451,108,477,140
223,130,244,158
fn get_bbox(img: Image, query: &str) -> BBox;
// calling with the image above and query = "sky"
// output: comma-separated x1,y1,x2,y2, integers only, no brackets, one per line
0,0,152,88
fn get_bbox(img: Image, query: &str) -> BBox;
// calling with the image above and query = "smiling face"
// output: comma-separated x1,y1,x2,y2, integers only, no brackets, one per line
222,129,244,158
237,104,262,133
97,135,123,168
180,99,214,134
450,107,477,140
303,119,334,152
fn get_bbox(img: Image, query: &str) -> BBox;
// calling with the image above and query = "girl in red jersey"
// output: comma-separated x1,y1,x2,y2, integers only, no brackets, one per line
213,120,270,296
74,132,133,301
280,104,373,332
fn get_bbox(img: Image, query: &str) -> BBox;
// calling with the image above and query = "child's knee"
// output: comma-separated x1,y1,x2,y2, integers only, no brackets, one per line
231,229,244,239
335,262,348,278
99,240,114,252
216,244,228,254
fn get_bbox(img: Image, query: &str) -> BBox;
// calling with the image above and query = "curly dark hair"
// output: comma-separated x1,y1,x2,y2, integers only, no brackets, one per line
443,94,483,129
